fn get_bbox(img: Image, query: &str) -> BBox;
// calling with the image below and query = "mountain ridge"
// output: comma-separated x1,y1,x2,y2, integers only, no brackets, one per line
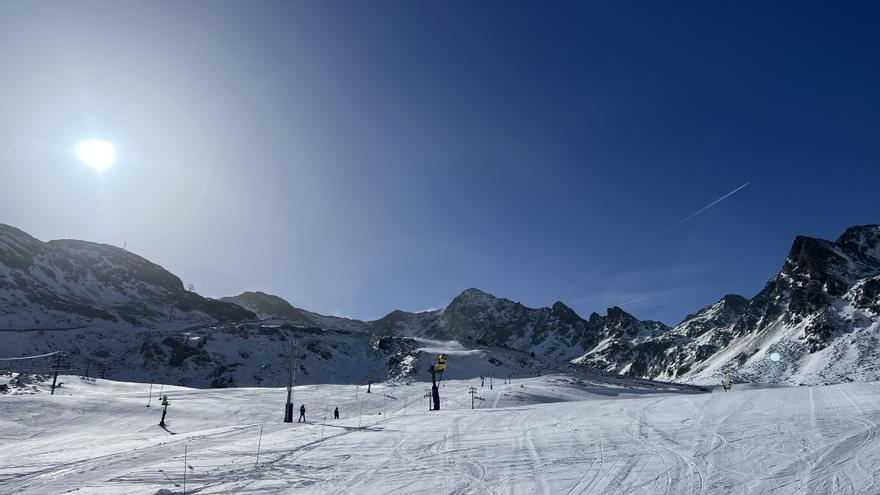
0,223,254,329
2,223,879,386
219,291,367,332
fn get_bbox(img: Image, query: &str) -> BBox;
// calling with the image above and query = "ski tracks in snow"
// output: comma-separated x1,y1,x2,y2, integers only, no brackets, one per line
6,378,880,494
794,384,880,494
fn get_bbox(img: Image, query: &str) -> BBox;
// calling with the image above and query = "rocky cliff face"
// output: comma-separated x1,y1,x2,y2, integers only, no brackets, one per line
672,225,880,384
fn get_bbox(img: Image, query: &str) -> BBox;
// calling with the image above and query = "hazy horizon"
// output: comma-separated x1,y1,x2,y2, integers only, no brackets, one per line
2,1,878,324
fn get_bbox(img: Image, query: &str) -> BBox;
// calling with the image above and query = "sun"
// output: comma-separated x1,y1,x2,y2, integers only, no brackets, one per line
76,139,116,171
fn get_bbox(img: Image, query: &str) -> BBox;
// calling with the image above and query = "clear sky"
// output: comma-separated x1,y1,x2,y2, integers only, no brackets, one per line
2,1,878,324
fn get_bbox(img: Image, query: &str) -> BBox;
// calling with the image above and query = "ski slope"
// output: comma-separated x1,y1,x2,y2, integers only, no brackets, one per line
2,375,880,494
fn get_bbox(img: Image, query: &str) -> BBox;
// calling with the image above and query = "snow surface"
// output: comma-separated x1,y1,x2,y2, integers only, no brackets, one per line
3,375,880,494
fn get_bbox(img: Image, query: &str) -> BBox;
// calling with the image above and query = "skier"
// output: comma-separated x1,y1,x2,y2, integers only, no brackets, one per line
334,407,339,420
298,404,306,423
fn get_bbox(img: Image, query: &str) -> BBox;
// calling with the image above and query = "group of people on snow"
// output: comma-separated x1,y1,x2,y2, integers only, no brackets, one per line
296,404,340,423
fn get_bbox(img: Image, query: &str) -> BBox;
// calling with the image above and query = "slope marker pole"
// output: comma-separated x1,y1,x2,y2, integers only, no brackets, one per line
255,424,264,467
183,440,188,495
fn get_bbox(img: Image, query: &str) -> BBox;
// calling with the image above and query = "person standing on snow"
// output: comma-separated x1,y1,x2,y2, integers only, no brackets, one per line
298,404,306,422
334,407,339,419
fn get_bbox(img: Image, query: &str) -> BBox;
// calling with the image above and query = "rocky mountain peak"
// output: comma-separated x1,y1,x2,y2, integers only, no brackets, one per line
784,235,838,270
448,288,498,307
836,224,880,263
550,300,577,316
605,306,636,322
720,293,749,306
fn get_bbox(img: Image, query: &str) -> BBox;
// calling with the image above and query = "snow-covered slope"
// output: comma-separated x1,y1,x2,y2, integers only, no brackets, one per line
0,321,557,387
0,224,253,330
219,291,366,332
2,374,878,494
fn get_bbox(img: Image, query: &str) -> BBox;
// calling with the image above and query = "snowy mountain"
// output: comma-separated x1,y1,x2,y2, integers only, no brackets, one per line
365,288,669,372
219,291,366,332
671,224,880,385
3,222,879,387
365,288,592,359
0,224,253,330
0,226,553,387
605,225,880,385
362,226,880,386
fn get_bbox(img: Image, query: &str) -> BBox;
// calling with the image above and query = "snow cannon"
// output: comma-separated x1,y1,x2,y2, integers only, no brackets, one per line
429,354,447,411
435,354,447,375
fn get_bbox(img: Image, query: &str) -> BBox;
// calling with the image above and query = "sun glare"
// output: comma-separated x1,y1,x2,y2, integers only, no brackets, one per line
76,139,116,171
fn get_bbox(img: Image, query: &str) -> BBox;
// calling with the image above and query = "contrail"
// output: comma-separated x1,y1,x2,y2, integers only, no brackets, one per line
655,182,750,237
615,295,649,307
569,182,750,290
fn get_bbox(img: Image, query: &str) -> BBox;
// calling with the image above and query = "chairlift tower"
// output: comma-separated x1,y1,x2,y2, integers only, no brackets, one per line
283,338,299,423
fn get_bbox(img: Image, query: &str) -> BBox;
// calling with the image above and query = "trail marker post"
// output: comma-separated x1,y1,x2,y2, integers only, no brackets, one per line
183,440,188,495
255,424,264,467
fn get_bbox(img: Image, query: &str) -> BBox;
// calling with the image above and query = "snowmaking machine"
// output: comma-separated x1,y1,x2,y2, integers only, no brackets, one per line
429,354,447,411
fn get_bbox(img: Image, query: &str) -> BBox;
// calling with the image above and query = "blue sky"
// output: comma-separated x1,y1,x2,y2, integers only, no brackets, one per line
1,1,878,324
